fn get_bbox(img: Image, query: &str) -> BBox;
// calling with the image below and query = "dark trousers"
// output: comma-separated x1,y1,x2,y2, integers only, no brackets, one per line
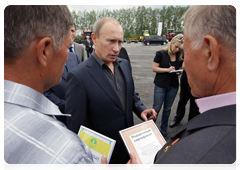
86,48,93,58
174,86,200,122
174,87,190,122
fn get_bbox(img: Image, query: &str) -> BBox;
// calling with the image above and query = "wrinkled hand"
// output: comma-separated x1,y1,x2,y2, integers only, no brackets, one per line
125,153,140,170
99,155,110,170
141,109,157,121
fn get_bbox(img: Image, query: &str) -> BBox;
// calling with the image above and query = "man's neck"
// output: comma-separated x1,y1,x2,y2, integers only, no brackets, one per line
5,65,44,94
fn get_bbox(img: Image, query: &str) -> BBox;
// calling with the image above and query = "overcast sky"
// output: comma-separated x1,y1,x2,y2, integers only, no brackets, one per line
67,5,168,12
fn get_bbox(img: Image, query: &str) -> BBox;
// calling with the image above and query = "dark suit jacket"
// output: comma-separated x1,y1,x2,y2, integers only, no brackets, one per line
84,39,93,52
44,52,81,117
154,104,236,164
65,55,147,164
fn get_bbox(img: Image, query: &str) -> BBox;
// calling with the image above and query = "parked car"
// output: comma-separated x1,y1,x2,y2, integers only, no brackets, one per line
143,35,168,45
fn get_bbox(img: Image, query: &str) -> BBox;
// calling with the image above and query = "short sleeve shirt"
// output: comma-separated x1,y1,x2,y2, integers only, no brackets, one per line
153,50,183,88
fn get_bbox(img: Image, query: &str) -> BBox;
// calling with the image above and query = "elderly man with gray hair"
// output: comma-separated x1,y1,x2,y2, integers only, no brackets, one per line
4,5,107,164
154,5,236,164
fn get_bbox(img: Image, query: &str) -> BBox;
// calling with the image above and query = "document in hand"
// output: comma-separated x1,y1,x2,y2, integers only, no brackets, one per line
119,120,166,164
78,126,116,164
169,69,183,73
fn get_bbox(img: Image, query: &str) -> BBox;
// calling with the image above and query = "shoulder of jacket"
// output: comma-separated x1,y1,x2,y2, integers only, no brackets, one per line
74,42,84,48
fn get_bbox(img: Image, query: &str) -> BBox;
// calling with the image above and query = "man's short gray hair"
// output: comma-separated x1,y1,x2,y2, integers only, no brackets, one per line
183,5,236,52
4,5,73,64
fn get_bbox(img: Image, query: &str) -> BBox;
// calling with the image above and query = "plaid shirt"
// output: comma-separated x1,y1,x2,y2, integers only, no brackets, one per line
4,80,94,164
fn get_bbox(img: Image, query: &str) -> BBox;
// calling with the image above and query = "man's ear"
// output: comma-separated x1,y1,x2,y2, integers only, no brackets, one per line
91,33,97,45
36,37,53,67
203,35,220,71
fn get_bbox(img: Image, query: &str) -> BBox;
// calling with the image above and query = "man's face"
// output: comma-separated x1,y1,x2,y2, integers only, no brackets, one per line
93,22,123,64
182,35,211,98
70,25,76,43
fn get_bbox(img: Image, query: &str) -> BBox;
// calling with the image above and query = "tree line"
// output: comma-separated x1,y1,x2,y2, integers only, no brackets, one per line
71,5,189,40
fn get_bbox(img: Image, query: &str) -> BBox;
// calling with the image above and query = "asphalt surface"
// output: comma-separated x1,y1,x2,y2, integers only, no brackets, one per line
81,42,190,142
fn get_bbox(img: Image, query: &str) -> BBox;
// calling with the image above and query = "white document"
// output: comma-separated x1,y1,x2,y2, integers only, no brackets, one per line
169,69,183,73
119,120,166,164
130,128,162,164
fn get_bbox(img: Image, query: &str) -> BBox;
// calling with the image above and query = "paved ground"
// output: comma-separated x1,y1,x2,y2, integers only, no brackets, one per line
122,42,189,142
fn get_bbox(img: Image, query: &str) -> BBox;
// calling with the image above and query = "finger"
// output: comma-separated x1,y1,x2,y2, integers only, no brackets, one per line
142,114,148,121
125,159,131,170
128,153,137,164
101,155,108,164
125,153,136,170
151,109,157,117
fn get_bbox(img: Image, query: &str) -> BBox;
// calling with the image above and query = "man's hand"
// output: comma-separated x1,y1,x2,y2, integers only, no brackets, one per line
101,155,107,164
141,109,157,121
125,153,140,170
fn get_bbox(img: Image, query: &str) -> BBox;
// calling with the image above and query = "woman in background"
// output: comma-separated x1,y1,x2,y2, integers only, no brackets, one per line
152,34,184,137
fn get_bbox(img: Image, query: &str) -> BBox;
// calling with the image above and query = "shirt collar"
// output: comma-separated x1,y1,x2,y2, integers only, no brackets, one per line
4,80,70,117
92,51,122,68
195,92,236,114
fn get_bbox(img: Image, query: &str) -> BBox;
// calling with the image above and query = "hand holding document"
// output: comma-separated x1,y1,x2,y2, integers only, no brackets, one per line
119,120,166,164
78,126,116,164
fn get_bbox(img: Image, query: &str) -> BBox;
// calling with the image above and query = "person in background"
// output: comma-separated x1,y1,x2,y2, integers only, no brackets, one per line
69,23,85,62
65,17,157,164
169,70,200,128
85,35,93,58
152,34,184,137
119,47,131,63
154,5,235,163
44,52,81,125
118,47,131,70
4,5,107,164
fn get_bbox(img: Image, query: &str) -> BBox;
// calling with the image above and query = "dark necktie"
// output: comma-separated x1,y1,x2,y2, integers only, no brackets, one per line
69,46,73,52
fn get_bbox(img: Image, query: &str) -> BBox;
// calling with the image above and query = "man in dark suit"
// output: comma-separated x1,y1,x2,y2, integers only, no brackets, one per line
118,47,131,70
119,47,130,63
65,17,157,164
154,5,235,164
84,35,93,58
69,23,85,62
44,52,81,125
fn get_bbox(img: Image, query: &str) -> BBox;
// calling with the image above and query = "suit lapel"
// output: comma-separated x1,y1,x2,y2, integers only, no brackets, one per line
87,56,125,112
